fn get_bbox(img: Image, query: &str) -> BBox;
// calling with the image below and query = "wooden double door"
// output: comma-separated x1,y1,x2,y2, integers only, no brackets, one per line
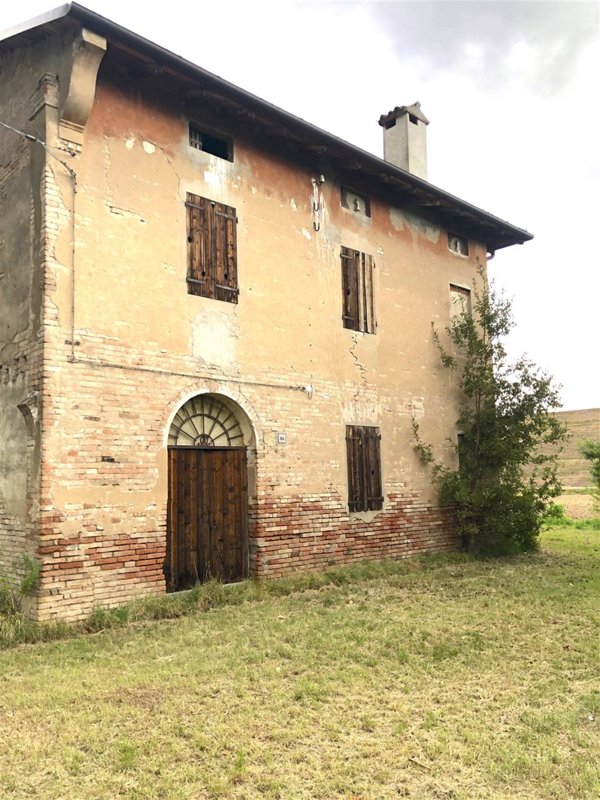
166,447,248,591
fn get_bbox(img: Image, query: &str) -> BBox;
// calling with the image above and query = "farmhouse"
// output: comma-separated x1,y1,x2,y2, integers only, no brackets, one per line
0,4,532,620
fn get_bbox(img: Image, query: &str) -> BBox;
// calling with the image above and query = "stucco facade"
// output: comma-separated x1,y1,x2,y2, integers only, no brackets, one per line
0,6,532,620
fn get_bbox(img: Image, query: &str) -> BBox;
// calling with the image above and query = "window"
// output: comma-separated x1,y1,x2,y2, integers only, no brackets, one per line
189,124,233,161
448,232,469,256
168,395,244,447
449,284,472,318
346,425,383,512
340,246,376,333
341,186,371,218
186,193,239,303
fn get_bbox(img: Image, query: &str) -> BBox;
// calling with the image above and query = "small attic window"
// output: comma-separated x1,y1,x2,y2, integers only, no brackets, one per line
448,232,469,256
409,113,419,125
450,284,472,317
189,124,233,161
341,186,371,218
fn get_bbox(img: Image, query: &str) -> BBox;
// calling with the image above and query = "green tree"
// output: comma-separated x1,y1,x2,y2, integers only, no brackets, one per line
413,267,566,555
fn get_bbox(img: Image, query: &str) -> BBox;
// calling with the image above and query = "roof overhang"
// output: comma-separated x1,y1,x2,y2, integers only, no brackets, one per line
0,2,533,252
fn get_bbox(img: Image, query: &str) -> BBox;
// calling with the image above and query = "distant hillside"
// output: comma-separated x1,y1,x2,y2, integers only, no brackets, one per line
552,408,600,488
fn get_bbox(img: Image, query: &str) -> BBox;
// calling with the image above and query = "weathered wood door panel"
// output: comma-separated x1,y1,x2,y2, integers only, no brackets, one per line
167,447,248,591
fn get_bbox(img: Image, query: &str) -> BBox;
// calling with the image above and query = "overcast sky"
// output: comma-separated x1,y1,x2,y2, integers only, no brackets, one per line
4,0,599,410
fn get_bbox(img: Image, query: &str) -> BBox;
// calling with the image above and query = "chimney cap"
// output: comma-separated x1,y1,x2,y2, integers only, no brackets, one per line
378,102,429,128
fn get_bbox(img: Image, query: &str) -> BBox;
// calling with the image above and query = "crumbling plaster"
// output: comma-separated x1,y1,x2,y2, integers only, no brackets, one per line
0,41,50,577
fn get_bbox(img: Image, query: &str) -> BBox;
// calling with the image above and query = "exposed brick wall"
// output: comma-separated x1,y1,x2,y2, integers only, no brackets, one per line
36,524,166,620
30,337,459,621
35,459,457,622
36,352,170,620
0,504,26,580
251,491,456,578
35,473,457,623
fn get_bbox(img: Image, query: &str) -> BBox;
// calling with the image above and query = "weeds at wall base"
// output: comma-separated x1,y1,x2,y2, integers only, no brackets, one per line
1,522,597,649
0,556,453,648
0,554,40,616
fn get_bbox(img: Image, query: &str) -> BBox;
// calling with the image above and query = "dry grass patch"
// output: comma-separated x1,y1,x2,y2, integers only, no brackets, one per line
556,493,596,519
0,527,598,799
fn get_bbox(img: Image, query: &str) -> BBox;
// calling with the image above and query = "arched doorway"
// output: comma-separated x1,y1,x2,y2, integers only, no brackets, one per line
166,394,250,591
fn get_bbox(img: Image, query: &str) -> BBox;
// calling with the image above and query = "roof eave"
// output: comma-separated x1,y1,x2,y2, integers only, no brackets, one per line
0,3,71,44
1,2,533,251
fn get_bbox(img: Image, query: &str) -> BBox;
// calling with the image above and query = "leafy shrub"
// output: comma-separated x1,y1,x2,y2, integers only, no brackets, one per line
543,502,568,525
414,266,566,556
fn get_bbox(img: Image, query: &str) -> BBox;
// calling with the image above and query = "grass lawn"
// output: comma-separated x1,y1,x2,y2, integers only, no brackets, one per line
0,526,598,799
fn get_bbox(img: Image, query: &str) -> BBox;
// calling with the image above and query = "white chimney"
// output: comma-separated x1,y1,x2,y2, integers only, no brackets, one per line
378,102,429,180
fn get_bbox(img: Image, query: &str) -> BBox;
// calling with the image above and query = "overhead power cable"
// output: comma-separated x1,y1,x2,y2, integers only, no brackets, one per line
0,119,77,176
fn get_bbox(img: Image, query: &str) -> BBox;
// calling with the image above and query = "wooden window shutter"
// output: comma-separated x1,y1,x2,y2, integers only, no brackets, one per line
346,425,363,512
186,194,209,297
341,247,376,333
361,253,376,334
346,425,383,512
341,246,360,330
214,202,238,302
186,193,238,303
363,426,383,510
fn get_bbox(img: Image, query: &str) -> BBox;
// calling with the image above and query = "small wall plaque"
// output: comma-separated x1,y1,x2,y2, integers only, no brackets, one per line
277,432,287,445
